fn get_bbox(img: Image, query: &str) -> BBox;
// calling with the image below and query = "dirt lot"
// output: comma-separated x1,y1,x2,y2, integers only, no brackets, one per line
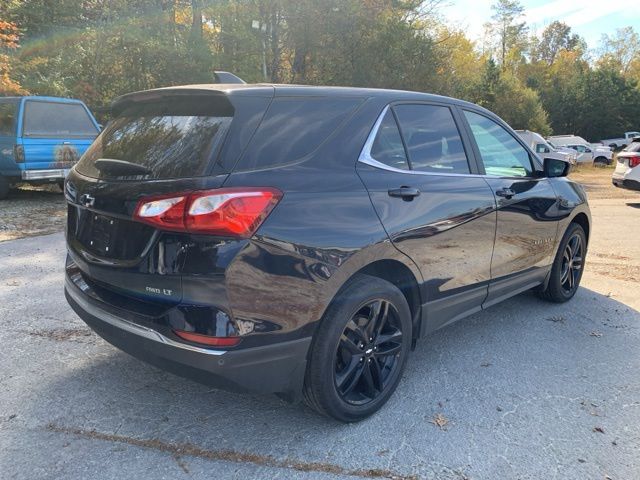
0,184,66,242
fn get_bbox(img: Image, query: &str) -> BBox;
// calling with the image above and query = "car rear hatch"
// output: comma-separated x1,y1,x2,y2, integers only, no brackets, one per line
66,87,274,308
615,141,640,174
20,100,99,176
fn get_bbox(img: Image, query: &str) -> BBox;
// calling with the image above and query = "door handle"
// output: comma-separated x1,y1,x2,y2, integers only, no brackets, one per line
388,187,421,200
495,188,515,199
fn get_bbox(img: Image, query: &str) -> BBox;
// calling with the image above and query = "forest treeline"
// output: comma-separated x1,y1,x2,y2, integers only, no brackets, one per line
1,0,640,141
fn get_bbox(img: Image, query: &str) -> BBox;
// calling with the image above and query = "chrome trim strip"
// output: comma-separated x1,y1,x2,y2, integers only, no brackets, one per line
66,278,226,356
22,168,70,180
357,105,539,179
357,107,483,178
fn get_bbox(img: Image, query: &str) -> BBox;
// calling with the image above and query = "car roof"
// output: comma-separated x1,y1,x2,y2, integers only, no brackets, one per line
0,95,86,104
112,83,487,111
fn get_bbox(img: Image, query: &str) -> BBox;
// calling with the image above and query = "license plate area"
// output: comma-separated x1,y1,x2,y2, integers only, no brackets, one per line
78,212,117,256
69,205,156,261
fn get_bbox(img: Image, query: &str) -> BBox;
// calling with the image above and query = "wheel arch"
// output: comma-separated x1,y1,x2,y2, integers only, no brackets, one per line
347,259,423,342
571,212,590,244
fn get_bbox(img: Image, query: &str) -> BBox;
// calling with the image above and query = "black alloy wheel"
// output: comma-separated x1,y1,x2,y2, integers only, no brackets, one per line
538,222,587,303
303,274,412,422
560,233,583,294
334,299,404,406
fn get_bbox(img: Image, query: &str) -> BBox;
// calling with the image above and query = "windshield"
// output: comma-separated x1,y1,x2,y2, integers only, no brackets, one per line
75,97,233,180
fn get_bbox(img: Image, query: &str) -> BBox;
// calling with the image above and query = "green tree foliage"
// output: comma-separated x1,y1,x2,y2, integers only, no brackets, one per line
490,0,528,69
1,0,639,141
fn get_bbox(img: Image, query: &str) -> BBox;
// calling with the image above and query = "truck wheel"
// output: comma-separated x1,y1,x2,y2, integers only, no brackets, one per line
0,176,10,200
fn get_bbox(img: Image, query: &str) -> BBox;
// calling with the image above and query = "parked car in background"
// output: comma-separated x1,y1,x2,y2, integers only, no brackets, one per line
600,131,640,150
0,96,100,199
64,84,591,422
515,130,577,165
547,135,613,165
612,138,640,191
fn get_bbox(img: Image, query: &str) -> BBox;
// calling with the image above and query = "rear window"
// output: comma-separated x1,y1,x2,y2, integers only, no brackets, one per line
23,101,98,137
623,141,640,153
0,99,18,136
237,97,362,170
75,97,233,180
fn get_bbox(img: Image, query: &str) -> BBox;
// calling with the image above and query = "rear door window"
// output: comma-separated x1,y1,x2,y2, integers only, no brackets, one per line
393,104,470,174
369,110,409,170
76,97,233,180
237,97,362,170
23,101,98,138
0,100,18,136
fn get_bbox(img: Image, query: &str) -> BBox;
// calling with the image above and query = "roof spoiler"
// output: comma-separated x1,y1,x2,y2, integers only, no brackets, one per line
213,71,246,84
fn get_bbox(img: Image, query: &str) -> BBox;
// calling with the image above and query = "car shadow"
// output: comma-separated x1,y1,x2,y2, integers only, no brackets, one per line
8,287,640,479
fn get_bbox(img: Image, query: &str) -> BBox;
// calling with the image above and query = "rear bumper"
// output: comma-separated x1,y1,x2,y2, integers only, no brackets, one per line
64,274,311,401
22,168,69,180
612,177,640,191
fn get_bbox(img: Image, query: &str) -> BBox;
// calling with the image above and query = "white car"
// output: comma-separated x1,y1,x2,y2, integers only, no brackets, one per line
515,130,577,164
613,139,640,191
548,135,613,165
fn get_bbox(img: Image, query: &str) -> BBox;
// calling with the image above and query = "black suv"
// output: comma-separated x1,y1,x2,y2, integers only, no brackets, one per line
64,85,590,422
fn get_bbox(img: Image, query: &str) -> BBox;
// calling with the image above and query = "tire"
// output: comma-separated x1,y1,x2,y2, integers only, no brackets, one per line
538,223,586,303
594,156,608,166
303,274,412,422
0,176,9,200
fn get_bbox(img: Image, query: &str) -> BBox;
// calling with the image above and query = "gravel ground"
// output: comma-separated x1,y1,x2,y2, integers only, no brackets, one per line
1,169,639,479
0,184,66,242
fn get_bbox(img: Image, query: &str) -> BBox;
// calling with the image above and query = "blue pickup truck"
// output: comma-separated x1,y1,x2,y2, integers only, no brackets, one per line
0,96,100,199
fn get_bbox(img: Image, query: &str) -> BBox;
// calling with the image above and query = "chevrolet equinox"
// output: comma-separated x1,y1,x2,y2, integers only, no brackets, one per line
64,85,590,422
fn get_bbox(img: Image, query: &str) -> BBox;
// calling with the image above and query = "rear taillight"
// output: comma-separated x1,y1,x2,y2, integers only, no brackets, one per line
628,156,640,168
13,144,24,163
133,187,282,238
173,329,241,347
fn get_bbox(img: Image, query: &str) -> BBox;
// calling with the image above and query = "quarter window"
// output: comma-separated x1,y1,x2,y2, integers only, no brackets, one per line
464,111,533,177
0,100,18,136
369,110,409,170
394,104,470,174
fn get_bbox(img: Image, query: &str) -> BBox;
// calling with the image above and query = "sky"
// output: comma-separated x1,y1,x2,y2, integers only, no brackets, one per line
442,0,640,51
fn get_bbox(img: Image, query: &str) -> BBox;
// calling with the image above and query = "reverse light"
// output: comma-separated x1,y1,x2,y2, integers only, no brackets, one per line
133,187,282,237
628,156,640,168
173,329,241,347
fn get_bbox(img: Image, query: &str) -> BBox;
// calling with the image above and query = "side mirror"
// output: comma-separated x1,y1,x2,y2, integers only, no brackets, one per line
543,157,570,178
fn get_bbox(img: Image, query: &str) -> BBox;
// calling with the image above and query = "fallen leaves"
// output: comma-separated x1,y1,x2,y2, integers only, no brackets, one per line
430,413,449,430
590,331,603,337
593,426,605,434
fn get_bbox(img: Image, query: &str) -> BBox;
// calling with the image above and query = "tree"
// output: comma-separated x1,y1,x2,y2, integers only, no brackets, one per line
0,20,26,95
598,26,640,76
534,21,584,65
490,0,528,69
471,57,551,135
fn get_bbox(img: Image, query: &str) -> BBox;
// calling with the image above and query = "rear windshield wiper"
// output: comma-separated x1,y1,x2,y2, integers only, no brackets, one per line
94,158,152,177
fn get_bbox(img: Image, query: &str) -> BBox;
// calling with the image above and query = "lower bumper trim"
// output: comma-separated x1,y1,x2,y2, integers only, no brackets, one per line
22,168,69,180
64,276,312,398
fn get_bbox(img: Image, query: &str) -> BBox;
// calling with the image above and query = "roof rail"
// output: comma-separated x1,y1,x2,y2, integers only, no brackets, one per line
213,71,246,84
